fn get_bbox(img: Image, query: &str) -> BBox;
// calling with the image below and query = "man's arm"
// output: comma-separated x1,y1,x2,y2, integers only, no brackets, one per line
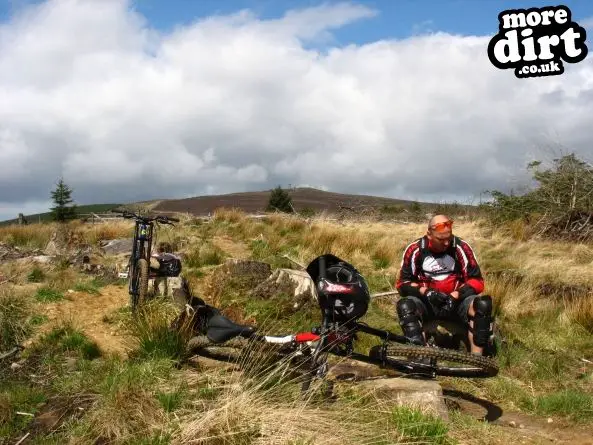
396,241,425,297
455,239,484,299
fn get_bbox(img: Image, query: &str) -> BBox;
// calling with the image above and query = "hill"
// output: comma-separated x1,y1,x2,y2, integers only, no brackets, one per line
152,187,469,216
1,187,475,225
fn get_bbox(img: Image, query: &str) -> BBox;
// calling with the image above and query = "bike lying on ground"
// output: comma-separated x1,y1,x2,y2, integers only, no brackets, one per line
112,209,181,312
181,254,499,393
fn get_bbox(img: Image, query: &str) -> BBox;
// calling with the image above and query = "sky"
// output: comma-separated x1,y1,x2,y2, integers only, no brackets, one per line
1,0,593,220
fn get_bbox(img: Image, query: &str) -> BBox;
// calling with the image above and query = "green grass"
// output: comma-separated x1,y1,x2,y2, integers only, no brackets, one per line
526,390,593,422
391,406,453,445
27,267,46,283
38,324,102,360
73,280,102,295
34,287,65,302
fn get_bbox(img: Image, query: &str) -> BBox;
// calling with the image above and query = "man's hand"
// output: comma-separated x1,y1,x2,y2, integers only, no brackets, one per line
425,289,449,307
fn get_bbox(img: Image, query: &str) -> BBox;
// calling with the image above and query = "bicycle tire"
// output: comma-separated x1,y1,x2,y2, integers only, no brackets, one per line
137,258,149,308
129,261,139,311
384,342,499,378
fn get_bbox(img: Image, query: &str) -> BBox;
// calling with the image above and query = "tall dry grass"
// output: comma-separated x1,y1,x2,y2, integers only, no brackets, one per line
0,223,55,249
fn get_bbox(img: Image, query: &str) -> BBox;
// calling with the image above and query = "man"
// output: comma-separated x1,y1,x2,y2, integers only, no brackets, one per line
395,214,493,355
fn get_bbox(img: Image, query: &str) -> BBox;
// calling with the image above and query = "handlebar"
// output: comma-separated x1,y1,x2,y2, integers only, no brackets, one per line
110,209,180,224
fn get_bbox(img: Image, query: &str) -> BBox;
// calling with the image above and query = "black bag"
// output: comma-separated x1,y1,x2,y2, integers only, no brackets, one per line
306,254,370,323
154,253,182,277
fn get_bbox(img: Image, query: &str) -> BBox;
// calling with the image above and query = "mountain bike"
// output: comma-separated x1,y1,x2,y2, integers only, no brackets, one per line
182,254,499,394
112,209,180,312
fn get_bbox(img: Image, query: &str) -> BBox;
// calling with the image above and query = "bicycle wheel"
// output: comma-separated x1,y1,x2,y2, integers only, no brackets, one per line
383,342,499,378
137,258,149,308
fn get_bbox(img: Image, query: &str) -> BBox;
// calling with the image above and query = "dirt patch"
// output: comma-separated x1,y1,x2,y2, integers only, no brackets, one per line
444,389,593,445
29,284,130,356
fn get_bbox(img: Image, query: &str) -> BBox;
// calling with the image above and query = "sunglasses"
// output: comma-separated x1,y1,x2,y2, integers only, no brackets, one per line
430,220,453,232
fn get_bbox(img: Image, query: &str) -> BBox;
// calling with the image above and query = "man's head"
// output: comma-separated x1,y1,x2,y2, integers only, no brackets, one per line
426,214,453,252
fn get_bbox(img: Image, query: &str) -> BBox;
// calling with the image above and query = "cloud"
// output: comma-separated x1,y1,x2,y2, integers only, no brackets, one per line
581,15,593,30
0,0,592,220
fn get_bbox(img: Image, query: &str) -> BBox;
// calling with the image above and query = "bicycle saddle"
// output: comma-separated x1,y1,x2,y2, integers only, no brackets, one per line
206,314,256,343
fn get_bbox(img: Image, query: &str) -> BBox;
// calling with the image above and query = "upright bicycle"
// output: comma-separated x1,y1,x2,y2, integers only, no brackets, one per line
112,209,180,312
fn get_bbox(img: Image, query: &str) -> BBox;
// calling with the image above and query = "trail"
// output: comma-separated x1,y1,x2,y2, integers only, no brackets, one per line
30,284,131,356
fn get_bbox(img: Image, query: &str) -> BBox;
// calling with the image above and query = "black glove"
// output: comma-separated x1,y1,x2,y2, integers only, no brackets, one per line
440,295,458,317
425,289,449,307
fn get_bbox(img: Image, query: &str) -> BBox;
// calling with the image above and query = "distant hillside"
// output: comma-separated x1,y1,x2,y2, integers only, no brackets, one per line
0,204,121,226
0,187,476,225
152,187,464,216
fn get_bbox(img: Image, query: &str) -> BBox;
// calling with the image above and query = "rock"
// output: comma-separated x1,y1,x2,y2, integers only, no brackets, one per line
149,275,193,309
251,268,316,307
100,238,133,255
357,377,449,421
0,242,45,261
30,255,54,264
203,259,272,303
327,358,401,381
509,420,517,427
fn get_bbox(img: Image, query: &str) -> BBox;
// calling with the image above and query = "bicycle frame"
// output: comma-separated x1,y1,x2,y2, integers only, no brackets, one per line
128,218,154,296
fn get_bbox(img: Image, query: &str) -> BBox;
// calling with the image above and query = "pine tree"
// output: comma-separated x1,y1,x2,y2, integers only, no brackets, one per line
266,186,294,213
50,178,77,222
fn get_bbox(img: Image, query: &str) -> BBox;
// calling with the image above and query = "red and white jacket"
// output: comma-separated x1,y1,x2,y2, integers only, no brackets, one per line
396,235,484,298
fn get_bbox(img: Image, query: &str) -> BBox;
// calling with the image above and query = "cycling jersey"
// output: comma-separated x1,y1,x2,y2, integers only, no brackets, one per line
396,235,484,298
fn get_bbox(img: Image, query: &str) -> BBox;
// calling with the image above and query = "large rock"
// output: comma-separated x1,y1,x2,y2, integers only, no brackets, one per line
357,377,449,421
149,275,192,309
203,259,272,304
327,358,402,381
250,268,316,308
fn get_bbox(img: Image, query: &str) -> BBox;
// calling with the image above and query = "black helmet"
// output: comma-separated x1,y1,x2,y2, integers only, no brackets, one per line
306,254,370,322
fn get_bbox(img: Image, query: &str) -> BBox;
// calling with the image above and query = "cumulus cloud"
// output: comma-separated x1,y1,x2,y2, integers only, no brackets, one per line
0,0,592,220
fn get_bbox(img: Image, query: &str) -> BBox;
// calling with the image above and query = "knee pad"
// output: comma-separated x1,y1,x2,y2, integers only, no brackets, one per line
396,299,425,345
470,295,493,347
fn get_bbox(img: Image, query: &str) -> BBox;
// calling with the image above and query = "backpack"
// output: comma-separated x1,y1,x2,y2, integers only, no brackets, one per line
154,253,182,277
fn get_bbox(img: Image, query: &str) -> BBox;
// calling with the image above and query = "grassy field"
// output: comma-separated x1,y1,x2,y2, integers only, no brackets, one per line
1,210,592,444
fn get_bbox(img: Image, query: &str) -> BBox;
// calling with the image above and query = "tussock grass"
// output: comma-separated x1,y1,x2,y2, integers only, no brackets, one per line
173,346,455,445
563,294,593,333
0,287,32,350
184,243,226,268
79,220,134,245
125,299,193,361
212,208,247,224
0,223,54,249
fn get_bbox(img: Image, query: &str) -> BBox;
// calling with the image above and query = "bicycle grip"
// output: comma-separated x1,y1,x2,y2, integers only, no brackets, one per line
319,256,327,280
